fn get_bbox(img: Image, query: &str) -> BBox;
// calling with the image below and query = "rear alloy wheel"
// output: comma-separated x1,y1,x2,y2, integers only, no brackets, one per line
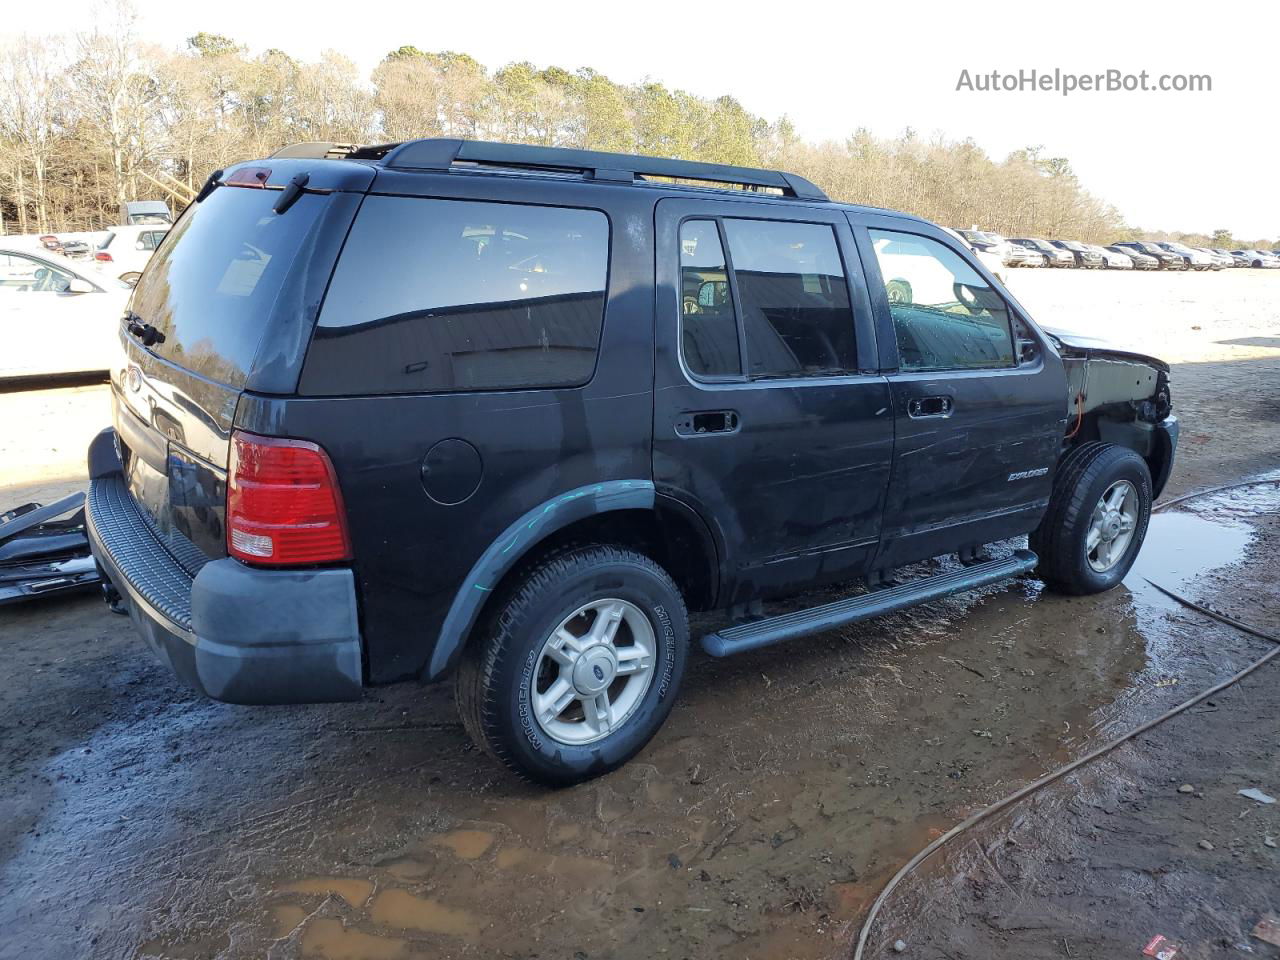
530,598,657,746
1031,442,1152,595
455,544,688,785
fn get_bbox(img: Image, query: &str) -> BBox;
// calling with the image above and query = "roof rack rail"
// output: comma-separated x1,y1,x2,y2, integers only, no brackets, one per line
379,139,829,201
270,142,402,161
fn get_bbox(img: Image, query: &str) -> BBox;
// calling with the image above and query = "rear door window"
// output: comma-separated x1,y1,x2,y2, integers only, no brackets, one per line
302,197,610,395
677,217,858,381
723,219,857,379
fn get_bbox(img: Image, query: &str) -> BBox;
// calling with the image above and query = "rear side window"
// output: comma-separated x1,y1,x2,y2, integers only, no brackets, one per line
677,217,857,381
302,197,609,395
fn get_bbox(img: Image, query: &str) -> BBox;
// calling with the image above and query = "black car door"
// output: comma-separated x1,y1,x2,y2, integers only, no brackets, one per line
652,197,893,603
847,212,1067,569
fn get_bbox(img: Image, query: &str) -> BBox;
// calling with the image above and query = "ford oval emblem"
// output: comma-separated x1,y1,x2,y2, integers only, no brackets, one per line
126,366,142,392
593,665,605,681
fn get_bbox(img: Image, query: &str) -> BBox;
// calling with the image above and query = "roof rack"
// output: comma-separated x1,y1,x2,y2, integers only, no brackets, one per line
269,142,402,161
382,139,828,201
267,138,829,201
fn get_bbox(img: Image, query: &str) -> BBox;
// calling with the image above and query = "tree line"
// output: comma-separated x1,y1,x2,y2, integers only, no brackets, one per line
1,17,1273,250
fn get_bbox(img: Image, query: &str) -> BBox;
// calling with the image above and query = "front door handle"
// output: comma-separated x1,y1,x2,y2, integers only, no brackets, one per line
907,396,954,419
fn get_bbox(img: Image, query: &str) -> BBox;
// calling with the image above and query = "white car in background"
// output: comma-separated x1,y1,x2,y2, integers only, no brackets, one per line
942,227,1007,283
1155,241,1213,271
93,224,170,285
1194,248,1232,270
0,247,130,379
1088,244,1134,269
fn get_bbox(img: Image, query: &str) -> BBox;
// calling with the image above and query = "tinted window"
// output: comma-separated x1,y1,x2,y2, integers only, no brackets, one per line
721,219,856,379
303,197,609,395
679,220,740,377
870,230,1014,372
133,186,335,387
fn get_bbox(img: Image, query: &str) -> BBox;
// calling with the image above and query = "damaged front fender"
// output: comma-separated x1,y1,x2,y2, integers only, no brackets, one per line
1044,326,1177,498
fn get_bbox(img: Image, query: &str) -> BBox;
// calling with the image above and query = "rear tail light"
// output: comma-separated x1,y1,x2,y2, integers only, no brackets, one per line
226,431,352,566
95,252,113,262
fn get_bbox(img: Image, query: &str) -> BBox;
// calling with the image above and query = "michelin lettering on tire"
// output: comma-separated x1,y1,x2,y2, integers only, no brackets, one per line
518,649,542,749
654,603,675,698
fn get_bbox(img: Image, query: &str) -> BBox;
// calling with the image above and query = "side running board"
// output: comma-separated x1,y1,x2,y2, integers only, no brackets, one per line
700,549,1039,658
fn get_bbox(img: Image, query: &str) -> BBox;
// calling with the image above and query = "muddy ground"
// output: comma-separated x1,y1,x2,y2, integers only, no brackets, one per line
0,269,1277,960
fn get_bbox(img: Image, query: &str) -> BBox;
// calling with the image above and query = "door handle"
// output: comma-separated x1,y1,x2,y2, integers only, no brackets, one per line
907,396,954,419
674,410,740,436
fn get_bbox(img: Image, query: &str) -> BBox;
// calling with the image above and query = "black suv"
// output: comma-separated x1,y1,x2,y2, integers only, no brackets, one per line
86,140,1178,784
1113,241,1189,271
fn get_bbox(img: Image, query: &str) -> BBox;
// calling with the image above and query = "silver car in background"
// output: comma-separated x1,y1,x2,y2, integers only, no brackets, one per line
1088,244,1134,269
1233,249,1280,269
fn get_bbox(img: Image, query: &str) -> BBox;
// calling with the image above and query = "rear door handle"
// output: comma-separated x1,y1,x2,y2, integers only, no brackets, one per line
674,410,740,436
907,396,954,419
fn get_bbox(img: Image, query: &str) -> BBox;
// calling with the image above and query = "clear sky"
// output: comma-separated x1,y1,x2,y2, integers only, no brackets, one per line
7,0,1277,239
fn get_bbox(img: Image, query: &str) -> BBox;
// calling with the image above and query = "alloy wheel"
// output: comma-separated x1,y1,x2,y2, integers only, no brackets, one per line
530,598,657,746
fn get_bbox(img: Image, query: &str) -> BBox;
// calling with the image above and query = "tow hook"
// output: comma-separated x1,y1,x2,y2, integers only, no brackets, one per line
101,582,127,616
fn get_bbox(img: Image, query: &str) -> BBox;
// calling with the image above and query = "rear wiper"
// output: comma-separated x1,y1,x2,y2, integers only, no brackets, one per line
125,312,166,347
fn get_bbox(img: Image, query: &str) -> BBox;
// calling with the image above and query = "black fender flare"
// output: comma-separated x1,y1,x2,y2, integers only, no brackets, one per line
423,479,656,680
1149,415,1179,500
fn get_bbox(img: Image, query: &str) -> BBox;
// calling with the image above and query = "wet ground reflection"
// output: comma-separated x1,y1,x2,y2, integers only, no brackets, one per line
3,482,1278,960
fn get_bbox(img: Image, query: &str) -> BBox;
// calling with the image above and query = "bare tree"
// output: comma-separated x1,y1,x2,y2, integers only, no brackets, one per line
0,36,69,233
0,17,1262,247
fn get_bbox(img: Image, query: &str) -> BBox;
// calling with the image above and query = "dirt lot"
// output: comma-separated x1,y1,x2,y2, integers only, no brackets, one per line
0,268,1277,960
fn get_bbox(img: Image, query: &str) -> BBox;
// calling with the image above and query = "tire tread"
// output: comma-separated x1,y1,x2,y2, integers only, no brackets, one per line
455,543,687,785
1032,441,1150,594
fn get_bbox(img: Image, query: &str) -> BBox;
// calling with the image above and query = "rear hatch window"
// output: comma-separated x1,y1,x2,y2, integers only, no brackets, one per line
131,185,337,388
116,176,360,563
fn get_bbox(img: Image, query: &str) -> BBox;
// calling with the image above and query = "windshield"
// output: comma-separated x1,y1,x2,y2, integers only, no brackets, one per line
131,186,335,388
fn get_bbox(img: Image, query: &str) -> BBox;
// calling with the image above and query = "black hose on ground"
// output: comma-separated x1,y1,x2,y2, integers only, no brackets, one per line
853,479,1280,960
1153,476,1280,513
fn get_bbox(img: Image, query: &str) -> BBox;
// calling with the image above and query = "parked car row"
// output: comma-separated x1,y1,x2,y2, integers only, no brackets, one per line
8,224,170,287
958,229,1280,272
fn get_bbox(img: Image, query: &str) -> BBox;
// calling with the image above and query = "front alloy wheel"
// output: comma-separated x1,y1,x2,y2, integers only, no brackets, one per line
1031,442,1153,595
1086,480,1139,572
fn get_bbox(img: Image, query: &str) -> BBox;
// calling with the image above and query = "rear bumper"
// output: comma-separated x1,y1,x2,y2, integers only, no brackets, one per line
85,428,363,705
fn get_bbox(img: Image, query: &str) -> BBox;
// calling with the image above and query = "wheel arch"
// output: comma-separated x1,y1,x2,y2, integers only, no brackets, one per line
423,480,719,681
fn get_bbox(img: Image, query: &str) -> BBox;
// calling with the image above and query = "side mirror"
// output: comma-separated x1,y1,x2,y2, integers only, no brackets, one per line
135,240,147,251
66,277,95,294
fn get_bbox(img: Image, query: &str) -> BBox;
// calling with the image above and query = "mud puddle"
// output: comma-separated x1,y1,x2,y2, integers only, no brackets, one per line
4,484,1279,960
